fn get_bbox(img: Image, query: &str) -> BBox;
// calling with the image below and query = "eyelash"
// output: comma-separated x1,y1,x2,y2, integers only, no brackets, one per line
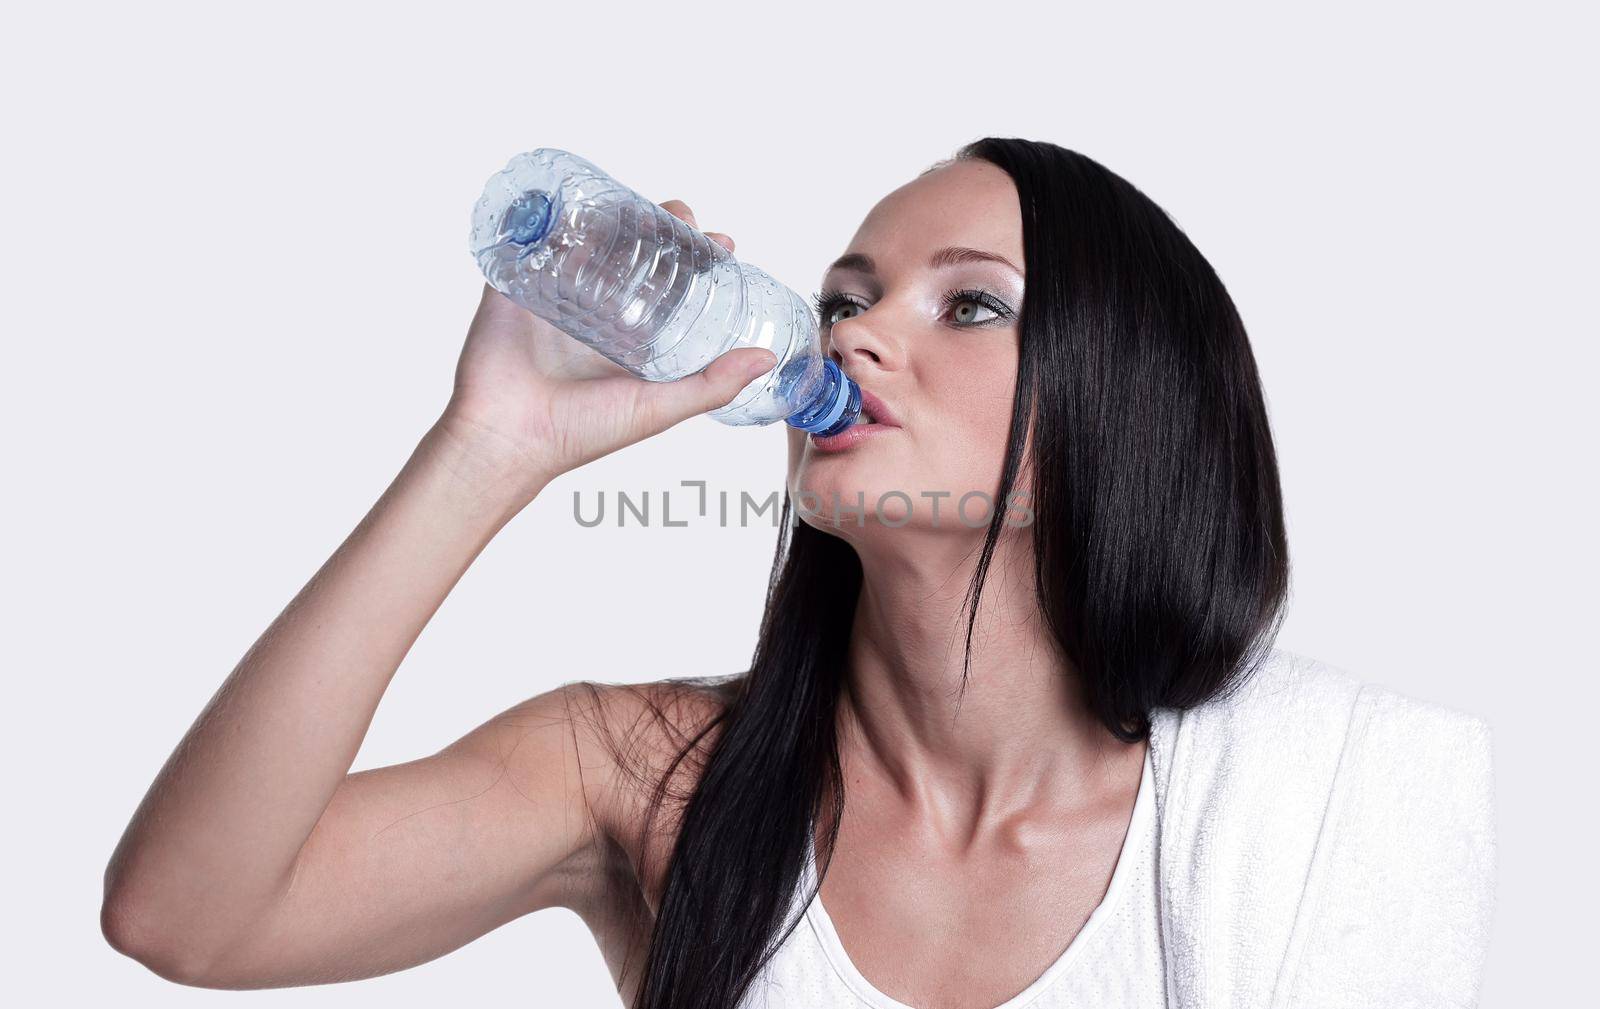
809,287,1016,331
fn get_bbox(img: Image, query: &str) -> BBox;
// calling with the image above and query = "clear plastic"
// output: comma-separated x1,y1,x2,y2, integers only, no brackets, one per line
468,148,860,435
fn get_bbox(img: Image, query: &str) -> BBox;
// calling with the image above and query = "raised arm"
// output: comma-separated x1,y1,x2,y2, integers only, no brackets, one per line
100,204,773,988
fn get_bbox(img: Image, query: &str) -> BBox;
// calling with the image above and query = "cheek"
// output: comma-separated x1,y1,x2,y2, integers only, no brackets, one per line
924,347,1019,463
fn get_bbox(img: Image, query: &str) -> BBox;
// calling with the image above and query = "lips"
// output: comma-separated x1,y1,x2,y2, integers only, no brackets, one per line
806,381,900,452
854,386,900,428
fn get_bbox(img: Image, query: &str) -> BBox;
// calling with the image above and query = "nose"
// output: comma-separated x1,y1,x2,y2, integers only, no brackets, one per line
826,313,905,374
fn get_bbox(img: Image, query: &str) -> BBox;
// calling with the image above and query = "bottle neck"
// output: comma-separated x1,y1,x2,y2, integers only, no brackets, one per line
786,359,861,436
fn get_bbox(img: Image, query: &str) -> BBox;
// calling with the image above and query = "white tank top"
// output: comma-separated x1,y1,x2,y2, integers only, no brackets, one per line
737,744,1165,1009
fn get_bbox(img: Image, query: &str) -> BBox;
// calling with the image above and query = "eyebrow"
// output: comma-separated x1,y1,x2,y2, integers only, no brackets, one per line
827,246,1023,278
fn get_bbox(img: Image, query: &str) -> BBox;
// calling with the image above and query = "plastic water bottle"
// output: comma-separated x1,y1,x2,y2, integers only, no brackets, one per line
468,148,861,436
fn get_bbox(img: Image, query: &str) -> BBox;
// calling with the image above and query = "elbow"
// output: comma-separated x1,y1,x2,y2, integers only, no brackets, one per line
101,893,217,987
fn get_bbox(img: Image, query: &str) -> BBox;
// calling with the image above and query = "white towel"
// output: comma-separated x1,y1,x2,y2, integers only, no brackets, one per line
1147,647,1497,1008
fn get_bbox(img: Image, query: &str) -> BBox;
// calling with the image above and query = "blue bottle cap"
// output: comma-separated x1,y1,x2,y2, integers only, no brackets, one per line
499,190,555,247
786,359,861,436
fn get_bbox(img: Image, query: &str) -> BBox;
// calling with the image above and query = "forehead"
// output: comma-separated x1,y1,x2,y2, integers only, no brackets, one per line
836,159,1023,276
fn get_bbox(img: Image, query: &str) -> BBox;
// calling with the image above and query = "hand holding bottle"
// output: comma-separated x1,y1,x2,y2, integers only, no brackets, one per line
468,148,861,440
439,200,777,496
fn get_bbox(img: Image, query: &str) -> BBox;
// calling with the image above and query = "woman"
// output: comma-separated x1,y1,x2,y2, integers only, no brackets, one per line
101,137,1496,1008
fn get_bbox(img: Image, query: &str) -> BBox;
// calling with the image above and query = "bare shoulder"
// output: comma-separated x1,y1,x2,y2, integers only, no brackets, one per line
555,673,744,898
527,673,742,996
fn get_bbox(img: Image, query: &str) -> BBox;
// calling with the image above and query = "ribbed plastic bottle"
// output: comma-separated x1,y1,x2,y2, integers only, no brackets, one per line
468,148,860,436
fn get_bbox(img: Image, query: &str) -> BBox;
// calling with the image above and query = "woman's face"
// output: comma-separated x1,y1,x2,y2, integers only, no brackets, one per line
786,159,1028,541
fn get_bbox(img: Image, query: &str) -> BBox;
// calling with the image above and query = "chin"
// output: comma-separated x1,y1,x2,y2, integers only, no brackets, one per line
789,463,977,535
790,472,892,529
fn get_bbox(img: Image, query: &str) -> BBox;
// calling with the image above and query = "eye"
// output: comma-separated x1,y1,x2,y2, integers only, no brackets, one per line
810,289,866,329
809,287,1017,331
949,296,998,325
826,300,864,326
939,288,1016,328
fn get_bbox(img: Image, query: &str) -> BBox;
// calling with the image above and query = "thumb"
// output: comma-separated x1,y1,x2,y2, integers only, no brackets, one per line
634,348,778,433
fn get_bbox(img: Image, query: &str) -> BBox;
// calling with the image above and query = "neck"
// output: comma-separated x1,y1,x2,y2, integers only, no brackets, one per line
836,529,1135,835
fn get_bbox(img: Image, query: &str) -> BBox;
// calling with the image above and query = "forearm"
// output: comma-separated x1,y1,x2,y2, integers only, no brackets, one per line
102,418,550,946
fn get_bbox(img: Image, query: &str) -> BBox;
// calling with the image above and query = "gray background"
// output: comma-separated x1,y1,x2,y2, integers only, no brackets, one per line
4,0,1591,1003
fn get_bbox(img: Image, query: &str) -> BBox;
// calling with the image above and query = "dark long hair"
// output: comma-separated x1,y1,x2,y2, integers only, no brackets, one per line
605,136,1290,1008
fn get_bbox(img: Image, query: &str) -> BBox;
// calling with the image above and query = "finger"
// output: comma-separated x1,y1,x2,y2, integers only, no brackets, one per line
707,231,735,253
631,348,777,434
660,199,697,228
